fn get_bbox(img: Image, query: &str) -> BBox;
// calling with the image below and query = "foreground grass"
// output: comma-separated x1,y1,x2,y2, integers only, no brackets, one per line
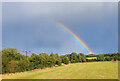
2,61,118,79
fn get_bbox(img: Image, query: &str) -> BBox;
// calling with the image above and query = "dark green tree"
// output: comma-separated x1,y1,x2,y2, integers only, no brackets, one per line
97,55,104,61
63,56,69,64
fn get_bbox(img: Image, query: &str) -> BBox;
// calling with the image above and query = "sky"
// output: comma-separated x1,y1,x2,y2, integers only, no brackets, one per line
2,2,118,55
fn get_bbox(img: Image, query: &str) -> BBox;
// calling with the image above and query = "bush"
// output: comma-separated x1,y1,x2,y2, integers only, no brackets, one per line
71,59,76,63
17,60,28,72
7,60,18,73
56,60,61,66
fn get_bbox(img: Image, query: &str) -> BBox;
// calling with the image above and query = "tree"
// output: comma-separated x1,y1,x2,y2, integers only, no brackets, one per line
71,59,76,63
70,52,78,63
63,57,69,64
97,55,104,61
2,48,19,61
30,54,41,69
17,60,28,72
50,52,58,65
39,53,49,67
47,57,55,67
105,56,112,61
39,53,49,58
80,53,86,62
1,47,120,74
31,53,37,57
2,57,9,73
117,52,120,61
56,60,61,66
77,54,82,62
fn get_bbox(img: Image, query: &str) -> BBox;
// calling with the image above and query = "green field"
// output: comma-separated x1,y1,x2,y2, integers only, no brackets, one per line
86,57,97,59
2,61,118,79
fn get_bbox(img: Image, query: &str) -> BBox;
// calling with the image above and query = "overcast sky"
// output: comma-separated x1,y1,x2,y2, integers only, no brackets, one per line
2,2,118,55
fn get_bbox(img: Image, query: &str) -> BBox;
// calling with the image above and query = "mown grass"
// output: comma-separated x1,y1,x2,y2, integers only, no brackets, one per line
2,61,118,79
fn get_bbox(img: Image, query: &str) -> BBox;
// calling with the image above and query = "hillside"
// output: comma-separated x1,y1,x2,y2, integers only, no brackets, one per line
2,61,118,79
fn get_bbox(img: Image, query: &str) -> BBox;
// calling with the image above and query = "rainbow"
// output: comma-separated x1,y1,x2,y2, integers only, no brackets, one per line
53,19,94,54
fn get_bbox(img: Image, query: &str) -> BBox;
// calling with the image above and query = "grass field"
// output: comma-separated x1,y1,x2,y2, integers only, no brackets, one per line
86,57,97,59
2,61,118,79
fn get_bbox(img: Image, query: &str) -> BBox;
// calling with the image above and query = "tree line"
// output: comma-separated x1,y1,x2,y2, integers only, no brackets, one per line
1,48,120,74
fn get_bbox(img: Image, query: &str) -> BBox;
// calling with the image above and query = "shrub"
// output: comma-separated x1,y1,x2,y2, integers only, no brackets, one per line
56,60,61,66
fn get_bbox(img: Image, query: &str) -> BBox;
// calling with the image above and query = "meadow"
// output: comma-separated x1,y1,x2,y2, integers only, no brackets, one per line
86,57,97,59
2,61,118,79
